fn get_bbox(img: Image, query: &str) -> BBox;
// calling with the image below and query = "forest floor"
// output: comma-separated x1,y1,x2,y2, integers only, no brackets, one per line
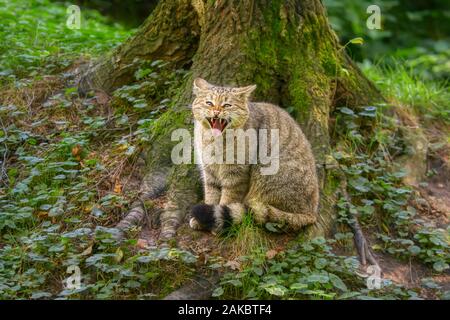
133,150,450,299
0,0,448,300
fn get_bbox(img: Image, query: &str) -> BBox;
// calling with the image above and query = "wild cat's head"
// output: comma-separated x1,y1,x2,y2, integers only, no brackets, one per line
192,78,256,133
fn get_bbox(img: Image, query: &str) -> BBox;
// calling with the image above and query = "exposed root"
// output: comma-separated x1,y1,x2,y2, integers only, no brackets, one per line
349,214,379,267
114,168,168,240
339,180,380,269
159,164,200,241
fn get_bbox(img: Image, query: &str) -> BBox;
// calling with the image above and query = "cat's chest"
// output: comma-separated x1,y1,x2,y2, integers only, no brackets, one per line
205,163,249,182
195,126,235,161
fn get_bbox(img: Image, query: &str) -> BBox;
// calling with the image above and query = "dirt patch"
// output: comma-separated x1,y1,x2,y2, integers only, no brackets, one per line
378,124,450,297
139,217,294,261
123,116,450,299
416,152,450,225
377,251,450,298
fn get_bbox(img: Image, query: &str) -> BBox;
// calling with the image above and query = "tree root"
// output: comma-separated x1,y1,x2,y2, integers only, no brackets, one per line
348,214,379,267
113,168,168,240
158,164,200,241
113,164,200,243
339,180,380,269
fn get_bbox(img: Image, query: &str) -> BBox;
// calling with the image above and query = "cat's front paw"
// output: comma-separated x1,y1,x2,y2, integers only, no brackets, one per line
190,204,216,231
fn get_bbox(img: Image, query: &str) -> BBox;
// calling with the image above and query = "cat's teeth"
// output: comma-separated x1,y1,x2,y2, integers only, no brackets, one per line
220,119,227,129
207,117,227,131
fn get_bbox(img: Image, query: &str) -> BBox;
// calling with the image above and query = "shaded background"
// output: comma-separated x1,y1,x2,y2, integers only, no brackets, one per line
71,0,450,81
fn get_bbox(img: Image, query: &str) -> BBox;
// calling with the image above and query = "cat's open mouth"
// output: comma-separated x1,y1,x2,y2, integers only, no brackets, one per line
206,117,229,132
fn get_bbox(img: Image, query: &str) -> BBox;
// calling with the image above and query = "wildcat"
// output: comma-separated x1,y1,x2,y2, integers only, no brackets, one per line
189,78,319,232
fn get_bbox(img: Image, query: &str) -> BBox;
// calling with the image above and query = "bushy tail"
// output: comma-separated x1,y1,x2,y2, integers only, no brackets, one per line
190,203,246,232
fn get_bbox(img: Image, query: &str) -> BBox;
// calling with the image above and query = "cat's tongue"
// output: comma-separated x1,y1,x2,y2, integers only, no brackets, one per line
211,118,224,136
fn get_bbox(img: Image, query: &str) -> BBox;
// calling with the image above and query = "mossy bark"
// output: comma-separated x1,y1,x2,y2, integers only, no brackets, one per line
78,0,200,94
79,0,383,239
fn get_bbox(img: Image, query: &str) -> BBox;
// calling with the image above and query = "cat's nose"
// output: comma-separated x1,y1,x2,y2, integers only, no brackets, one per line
213,109,221,117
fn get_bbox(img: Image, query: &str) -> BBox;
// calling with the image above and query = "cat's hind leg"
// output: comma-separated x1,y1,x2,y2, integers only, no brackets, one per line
267,205,317,231
247,199,316,231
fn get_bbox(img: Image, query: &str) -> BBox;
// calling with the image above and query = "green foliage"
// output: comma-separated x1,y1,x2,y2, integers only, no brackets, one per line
333,104,450,273
1,0,448,301
0,0,194,299
0,59,189,298
213,237,417,300
112,60,186,113
0,0,132,81
324,0,450,81
326,6,449,272
361,61,450,122
0,224,196,299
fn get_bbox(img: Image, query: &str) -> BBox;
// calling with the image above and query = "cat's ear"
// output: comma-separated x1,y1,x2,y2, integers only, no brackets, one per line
193,78,211,96
233,84,257,98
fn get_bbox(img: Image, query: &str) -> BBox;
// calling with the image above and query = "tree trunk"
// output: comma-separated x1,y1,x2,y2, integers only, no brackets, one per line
78,0,383,240
78,0,200,94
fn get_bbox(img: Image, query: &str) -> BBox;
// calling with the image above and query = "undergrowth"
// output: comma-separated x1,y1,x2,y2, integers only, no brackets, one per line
0,0,131,81
0,0,448,301
0,56,190,298
213,237,420,300
211,68,450,300
361,60,450,123
332,103,449,273
0,0,193,299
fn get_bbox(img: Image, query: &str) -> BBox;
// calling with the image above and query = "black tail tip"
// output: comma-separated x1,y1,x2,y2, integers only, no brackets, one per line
191,204,216,231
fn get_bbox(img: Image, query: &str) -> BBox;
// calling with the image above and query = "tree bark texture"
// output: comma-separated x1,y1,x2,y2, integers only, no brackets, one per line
78,0,383,240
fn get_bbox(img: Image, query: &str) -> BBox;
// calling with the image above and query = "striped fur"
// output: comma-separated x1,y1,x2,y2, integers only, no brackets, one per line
190,78,319,233
190,203,245,232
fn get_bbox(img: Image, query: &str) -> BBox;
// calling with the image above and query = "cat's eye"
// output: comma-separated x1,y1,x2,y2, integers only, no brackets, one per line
223,103,231,108
206,101,213,106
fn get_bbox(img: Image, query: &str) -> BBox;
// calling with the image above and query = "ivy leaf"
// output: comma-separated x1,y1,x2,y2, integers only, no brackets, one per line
329,273,348,292
306,274,329,284
225,279,242,287
91,206,104,217
265,222,281,233
125,280,141,288
31,291,52,299
338,291,361,299
408,245,421,255
314,258,328,269
358,106,377,117
349,177,371,193
290,283,308,291
212,287,224,297
48,206,64,217
433,261,449,272
133,101,148,109
264,285,287,296
137,255,158,263
253,266,263,276
339,107,355,116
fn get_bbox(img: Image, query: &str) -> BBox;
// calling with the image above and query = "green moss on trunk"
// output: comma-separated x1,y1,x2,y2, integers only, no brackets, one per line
80,0,383,239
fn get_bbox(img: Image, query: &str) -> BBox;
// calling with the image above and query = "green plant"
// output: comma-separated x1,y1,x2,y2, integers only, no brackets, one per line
362,61,450,122
332,103,450,272
0,0,197,299
212,237,417,300
0,0,131,81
